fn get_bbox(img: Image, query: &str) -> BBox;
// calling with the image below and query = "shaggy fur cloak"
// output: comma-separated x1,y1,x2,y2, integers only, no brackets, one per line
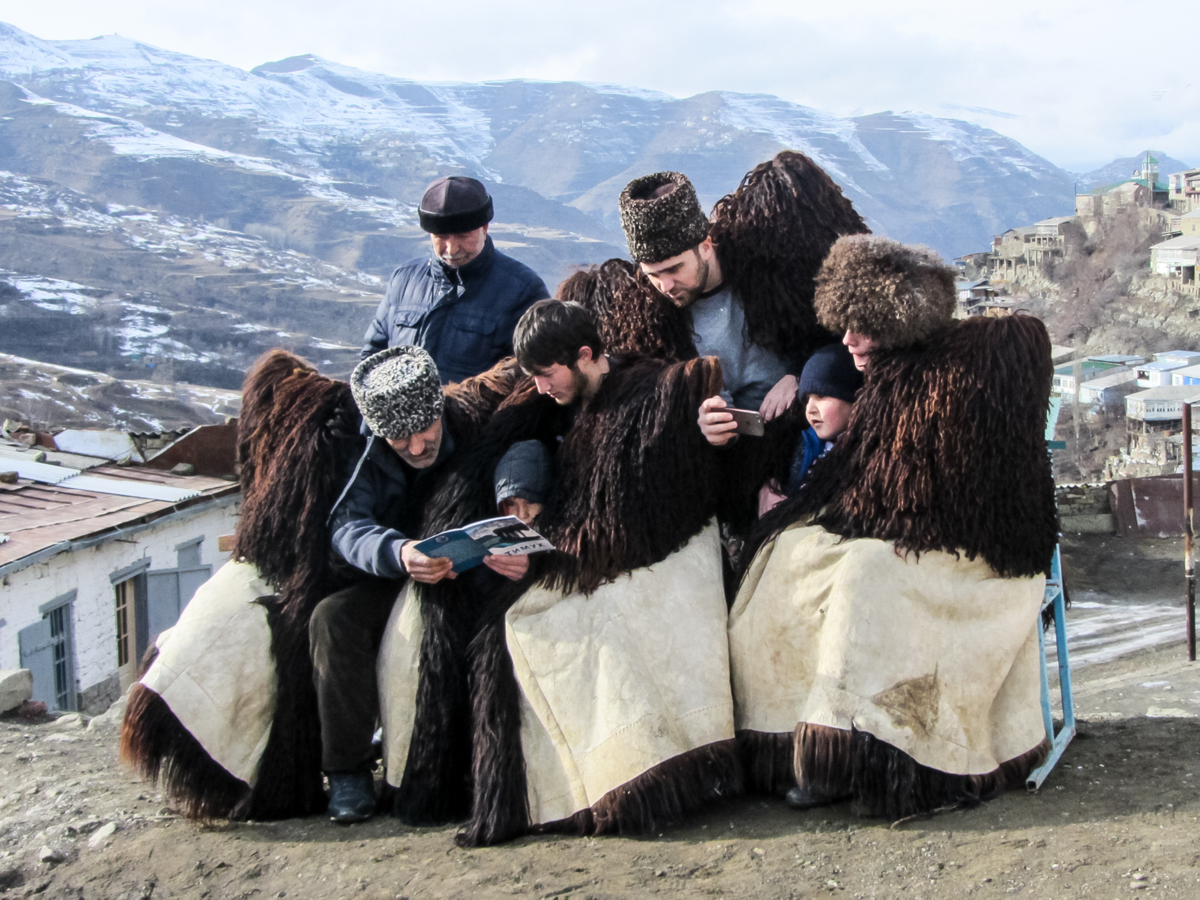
391,355,743,846
708,151,870,361
120,349,521,821
738,314,1058,816
557,259,697,362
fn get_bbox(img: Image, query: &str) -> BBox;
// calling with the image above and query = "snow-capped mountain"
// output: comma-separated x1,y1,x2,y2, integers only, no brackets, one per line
0,21,1074,266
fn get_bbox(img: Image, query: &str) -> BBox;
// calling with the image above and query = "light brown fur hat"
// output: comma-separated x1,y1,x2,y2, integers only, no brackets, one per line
814,235,956,348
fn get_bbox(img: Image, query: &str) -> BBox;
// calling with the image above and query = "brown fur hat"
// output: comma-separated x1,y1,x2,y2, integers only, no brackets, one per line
814,235,956,348
619,172,710,264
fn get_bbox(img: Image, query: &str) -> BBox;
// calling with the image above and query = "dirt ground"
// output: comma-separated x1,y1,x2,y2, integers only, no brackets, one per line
2,535,1200,900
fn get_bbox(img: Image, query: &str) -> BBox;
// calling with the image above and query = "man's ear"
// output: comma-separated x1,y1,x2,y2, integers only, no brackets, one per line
576,346,595,365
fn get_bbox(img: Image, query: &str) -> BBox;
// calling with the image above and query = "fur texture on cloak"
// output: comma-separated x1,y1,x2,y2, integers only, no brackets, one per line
557,259,697,362
736,314,1058,814
120,349,521,821
556,260,808,552
708,151,870,362
391,355,742,846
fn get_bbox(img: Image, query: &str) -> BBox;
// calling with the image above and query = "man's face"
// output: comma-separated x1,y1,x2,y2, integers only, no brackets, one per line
430,225,488,268
842,330,878,371
639,242,714,308
386,418,443,468
530,362,590,406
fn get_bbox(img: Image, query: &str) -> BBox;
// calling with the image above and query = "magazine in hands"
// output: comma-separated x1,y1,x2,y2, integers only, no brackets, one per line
412,516,554,574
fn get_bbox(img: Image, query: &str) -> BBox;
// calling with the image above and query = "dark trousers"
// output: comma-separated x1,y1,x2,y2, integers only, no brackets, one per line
309,578,403,772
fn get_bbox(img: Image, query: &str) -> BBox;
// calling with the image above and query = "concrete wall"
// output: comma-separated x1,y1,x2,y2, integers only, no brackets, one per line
0,496,239,713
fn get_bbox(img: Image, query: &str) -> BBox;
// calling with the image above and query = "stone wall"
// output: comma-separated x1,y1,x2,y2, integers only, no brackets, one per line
1056,482,1115,533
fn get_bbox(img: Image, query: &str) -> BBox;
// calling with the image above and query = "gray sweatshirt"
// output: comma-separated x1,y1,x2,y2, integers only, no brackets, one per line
689,284,790,411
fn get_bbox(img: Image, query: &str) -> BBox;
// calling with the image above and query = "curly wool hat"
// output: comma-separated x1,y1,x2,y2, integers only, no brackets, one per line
351,346,444,440
619,172,710,264
814,235,956,349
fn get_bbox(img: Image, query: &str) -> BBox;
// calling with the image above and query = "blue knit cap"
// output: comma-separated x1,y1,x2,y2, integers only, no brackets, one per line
798,343,863,404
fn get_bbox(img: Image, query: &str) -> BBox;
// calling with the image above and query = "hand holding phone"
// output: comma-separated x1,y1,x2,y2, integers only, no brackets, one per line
726,407,765,437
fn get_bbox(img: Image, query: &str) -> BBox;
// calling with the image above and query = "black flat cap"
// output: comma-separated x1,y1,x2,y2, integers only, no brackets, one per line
418,176,494,234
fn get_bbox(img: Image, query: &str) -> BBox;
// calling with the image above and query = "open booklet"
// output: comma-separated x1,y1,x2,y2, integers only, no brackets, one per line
411,515,554,574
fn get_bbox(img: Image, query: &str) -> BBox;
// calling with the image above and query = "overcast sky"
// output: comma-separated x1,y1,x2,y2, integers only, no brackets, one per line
2,0,1195,174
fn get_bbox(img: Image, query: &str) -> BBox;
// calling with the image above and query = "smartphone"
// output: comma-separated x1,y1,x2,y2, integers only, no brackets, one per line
726,407,764,437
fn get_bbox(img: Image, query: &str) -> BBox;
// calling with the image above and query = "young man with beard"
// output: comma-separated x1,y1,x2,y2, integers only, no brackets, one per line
313,346,527,824
487,299,611,525
618,171,796,423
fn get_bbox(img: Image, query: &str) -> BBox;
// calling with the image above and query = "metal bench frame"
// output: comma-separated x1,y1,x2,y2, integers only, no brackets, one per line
1026,543,1075,790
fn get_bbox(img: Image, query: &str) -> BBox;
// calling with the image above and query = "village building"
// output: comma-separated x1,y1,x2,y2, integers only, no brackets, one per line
1167,167,1200,213
1123,385,1200,458
1052,356,1144,395
1149,234,1200,295
0,427,239,714
988,216,1073,283
1166,209,1200,238
1078,368,1140,411
1135,351,1200,387
1172,363,1200,386
1076,154,1170,220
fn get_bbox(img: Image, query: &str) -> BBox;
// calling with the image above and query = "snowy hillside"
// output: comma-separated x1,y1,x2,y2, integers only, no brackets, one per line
0,21,1074,263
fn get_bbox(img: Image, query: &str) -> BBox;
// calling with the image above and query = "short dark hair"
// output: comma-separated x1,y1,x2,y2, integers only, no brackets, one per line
513,300,604,372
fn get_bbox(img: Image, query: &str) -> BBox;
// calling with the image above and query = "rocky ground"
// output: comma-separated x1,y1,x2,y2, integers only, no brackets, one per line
1,536,1198,899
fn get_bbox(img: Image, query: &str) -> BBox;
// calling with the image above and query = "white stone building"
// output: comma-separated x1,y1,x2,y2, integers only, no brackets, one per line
0,439,239,714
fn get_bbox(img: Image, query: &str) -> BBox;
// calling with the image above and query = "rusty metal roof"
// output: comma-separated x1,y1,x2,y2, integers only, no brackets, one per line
0,466,238,571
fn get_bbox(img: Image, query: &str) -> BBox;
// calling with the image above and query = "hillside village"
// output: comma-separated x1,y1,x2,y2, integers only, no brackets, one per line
945,155,1200,510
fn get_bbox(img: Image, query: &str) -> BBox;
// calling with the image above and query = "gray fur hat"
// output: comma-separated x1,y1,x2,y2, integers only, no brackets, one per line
814,235,956,349
619,171,710,264
351,346,444,440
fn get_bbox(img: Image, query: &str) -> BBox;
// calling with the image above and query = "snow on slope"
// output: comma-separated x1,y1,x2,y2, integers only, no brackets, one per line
0,20,1060,196
717,92,890,193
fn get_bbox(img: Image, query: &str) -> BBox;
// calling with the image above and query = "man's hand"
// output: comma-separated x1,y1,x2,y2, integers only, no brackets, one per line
483,553,530,581
399,541,456,583
698,395,739,447
499,496,543,524
759,374,798,422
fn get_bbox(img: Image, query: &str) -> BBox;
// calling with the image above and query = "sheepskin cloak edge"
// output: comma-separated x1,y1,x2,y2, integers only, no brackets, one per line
138,561,277,787
380,523,735,825
729,524,1045,776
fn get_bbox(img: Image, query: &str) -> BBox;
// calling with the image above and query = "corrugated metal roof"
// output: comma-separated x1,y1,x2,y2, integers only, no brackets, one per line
0,458,79,484
55,475,199,503
52,430,145,464
0,456,237,569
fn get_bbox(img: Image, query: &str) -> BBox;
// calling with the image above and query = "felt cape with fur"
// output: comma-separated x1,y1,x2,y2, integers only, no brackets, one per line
379,355,742,846
730,315,1058,819
119,350,520,820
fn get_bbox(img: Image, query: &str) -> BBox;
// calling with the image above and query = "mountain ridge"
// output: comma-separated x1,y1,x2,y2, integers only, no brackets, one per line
0,20,1076,268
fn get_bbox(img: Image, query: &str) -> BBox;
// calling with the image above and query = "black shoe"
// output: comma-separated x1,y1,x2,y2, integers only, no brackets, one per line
327,771,376,824
785,784,845,810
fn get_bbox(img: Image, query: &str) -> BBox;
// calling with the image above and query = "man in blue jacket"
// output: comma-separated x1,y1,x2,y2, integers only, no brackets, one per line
361,176,550,384
311,346,527,823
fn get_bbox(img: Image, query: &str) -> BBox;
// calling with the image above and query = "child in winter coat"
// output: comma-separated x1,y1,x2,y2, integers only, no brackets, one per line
779,342,863,498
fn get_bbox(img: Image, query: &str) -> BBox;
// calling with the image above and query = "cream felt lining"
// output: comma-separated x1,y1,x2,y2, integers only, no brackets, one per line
507,523,734,824
377,582,424,782
140,561,276,786
728,524,1045,775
